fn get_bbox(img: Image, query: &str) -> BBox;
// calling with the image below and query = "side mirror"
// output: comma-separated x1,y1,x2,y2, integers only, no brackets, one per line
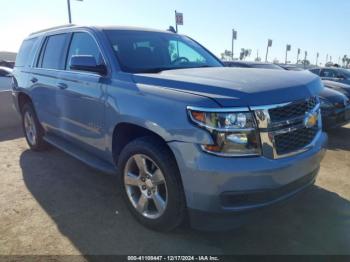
70,55,107,75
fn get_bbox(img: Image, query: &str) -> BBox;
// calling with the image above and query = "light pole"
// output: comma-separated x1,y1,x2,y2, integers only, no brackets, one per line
285,44,291,64
297,48,301,64
316,52,319,66
67,0,83,24
265,39,272,62
232,29,237,60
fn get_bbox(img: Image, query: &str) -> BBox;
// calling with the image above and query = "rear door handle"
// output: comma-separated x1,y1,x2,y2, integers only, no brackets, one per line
57,83,68,90
30,77,38,83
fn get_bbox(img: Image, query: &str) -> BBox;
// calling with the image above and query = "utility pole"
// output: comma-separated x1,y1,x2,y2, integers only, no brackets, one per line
232,29,237,60
326,54,328,64
265,39,272,62
297,48,301,64
67,0,83,24
174,10,183,33
285,44,291,64
316,52,319,66
67,0,72,23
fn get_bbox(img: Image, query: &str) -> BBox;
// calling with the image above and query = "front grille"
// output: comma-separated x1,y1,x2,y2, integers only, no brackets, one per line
274,126,318,155
269,97,318,122
254,96,321,159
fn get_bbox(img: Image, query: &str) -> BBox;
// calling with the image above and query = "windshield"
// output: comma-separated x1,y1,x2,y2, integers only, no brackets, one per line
104,30,222,73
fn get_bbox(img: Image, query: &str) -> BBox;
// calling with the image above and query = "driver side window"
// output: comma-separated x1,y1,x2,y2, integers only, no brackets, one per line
66,32,103,70
168,40,206,63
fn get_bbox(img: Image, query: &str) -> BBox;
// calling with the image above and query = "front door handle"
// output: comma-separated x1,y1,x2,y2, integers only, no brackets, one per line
57,83,68,90
30,77,38,83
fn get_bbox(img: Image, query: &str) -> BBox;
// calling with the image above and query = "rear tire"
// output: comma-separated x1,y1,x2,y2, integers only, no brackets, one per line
21,103,48,151
117,136,186,231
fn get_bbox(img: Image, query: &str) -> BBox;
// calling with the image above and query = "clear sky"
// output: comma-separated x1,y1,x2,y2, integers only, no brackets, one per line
1,0,349,64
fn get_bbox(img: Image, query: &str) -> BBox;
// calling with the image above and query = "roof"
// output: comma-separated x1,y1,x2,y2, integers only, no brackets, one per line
28,24,174,37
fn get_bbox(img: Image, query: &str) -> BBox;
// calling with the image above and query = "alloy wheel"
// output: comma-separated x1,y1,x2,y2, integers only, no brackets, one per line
124,154,168,219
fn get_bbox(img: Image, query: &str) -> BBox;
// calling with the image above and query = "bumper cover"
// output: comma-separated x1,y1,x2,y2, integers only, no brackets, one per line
322,105,350,129
168,132,327,228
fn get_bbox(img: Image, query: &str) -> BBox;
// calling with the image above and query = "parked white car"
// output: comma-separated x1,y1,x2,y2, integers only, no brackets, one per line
0,66,13,91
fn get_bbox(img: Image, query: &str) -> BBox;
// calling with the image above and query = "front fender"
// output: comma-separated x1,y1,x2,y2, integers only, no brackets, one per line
105,79,218,153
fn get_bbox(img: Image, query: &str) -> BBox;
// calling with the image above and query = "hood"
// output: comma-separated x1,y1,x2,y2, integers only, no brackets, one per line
320,87,348,104
133,67,323,107
323,80,350,98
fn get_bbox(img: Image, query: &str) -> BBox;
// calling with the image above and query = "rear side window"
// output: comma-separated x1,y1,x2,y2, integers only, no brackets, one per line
40,34,68,70
66,32,103,70
15,38,37,67
320,69,337,78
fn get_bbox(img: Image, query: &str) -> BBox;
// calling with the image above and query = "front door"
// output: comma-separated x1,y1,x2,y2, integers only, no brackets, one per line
56,32,108,156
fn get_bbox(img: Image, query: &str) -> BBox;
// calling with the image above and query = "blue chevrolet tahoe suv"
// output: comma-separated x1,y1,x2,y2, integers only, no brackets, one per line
12,25,327,231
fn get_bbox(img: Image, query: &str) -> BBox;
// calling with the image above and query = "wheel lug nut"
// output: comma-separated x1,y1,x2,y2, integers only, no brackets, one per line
142,185,146,190
141,177,146,182
147,190,151,196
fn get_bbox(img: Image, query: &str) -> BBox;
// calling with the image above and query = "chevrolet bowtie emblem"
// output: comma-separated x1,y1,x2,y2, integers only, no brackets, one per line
304,111,318,128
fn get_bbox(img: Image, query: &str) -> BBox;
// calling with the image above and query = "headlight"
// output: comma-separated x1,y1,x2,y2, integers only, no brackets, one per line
187,106,261,157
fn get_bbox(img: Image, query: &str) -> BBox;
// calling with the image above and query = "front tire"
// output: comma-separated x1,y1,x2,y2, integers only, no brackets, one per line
117,136,186,231
21,103,48,151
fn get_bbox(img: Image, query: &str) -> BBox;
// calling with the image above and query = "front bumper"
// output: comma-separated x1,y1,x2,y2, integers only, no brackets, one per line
168,132,327,229
322,105,350,129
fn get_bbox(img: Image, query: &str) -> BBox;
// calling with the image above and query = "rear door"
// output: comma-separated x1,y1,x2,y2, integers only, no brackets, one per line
30,33,70,132
55,31,108,155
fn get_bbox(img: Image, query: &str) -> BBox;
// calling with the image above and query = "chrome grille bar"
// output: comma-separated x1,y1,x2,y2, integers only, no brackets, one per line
251,97,321,159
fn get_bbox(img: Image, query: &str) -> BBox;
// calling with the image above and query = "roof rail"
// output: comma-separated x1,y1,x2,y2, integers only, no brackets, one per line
29,24,76,36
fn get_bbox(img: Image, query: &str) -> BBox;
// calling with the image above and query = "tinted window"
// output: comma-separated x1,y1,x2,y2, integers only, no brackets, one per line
309,68,320,75
41,34,67,69
104,30,222,73
66,32,103,70
320,69,337,78
15,38,37,67
169,40,206,63
338,68,350,78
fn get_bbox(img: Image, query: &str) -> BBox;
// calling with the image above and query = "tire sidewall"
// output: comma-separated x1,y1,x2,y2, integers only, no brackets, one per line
21,103,44,150
117,138,185,231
